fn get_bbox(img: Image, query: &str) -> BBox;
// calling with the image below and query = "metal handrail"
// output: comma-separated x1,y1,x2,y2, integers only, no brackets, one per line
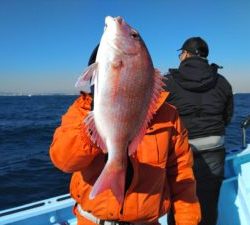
0,194,72,217
241,115,250,149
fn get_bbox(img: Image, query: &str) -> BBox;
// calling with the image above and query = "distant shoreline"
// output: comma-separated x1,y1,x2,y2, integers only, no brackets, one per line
1,92,250,96
0,93,79,96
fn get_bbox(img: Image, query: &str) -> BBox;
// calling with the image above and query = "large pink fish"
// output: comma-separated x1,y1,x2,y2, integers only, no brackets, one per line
75,16,164,204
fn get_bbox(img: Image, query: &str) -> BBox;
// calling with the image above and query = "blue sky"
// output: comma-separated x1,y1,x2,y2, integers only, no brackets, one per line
0,0,250,94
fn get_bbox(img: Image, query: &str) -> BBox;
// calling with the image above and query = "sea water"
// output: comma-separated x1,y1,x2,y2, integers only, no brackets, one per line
0,94,249,210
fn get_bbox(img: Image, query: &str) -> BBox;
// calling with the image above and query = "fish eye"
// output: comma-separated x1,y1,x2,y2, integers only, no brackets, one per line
130,30,139,39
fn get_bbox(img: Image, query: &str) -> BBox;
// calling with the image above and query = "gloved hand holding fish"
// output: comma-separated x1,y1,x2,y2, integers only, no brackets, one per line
75,16,164,205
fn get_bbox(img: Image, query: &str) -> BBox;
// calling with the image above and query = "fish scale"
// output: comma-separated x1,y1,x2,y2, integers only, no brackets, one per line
75,16,164,205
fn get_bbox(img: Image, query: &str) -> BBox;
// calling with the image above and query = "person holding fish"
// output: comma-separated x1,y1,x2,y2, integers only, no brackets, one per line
164,37,233,225
50,16,201,225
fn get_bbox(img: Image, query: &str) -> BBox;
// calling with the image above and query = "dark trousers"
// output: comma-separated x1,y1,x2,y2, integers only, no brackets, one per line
168,147,225,225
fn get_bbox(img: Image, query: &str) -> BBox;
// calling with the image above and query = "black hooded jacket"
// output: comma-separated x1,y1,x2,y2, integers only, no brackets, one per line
164,57,233,139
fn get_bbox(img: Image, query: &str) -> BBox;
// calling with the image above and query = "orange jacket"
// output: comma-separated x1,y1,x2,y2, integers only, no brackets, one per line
50,91,201,225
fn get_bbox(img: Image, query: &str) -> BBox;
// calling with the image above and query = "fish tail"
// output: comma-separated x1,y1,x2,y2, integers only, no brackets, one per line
89,163,126,204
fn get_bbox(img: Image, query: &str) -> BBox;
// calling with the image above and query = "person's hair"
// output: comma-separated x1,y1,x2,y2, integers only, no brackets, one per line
179,37,209,58
88,44,99,66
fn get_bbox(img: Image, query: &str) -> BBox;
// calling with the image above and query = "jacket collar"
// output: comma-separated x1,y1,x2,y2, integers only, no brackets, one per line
155,91,169,112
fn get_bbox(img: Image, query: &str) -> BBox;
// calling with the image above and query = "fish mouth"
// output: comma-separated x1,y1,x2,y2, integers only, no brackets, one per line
105,16,124,26
105,16,138,56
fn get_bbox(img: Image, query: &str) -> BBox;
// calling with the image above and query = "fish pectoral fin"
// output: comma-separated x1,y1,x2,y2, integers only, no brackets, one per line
84,111,107,152
75,62,99,93
89,164,126,205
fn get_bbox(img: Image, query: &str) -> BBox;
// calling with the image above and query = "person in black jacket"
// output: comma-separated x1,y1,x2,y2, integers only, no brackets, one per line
164,37,233,225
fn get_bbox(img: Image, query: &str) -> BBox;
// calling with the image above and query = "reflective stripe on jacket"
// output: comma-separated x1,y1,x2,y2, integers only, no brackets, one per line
49,91,201,225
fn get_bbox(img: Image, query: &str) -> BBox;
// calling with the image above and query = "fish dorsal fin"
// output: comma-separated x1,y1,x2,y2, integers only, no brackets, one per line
84,111,107,153
128,69,165,155
75,62,98,93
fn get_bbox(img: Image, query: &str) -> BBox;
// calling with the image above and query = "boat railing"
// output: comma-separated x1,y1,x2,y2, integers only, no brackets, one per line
241,115,250,149
217,115,250,225
0,194,76,225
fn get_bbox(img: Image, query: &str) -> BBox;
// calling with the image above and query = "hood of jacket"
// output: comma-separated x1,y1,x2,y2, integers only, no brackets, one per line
170,57,220,92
